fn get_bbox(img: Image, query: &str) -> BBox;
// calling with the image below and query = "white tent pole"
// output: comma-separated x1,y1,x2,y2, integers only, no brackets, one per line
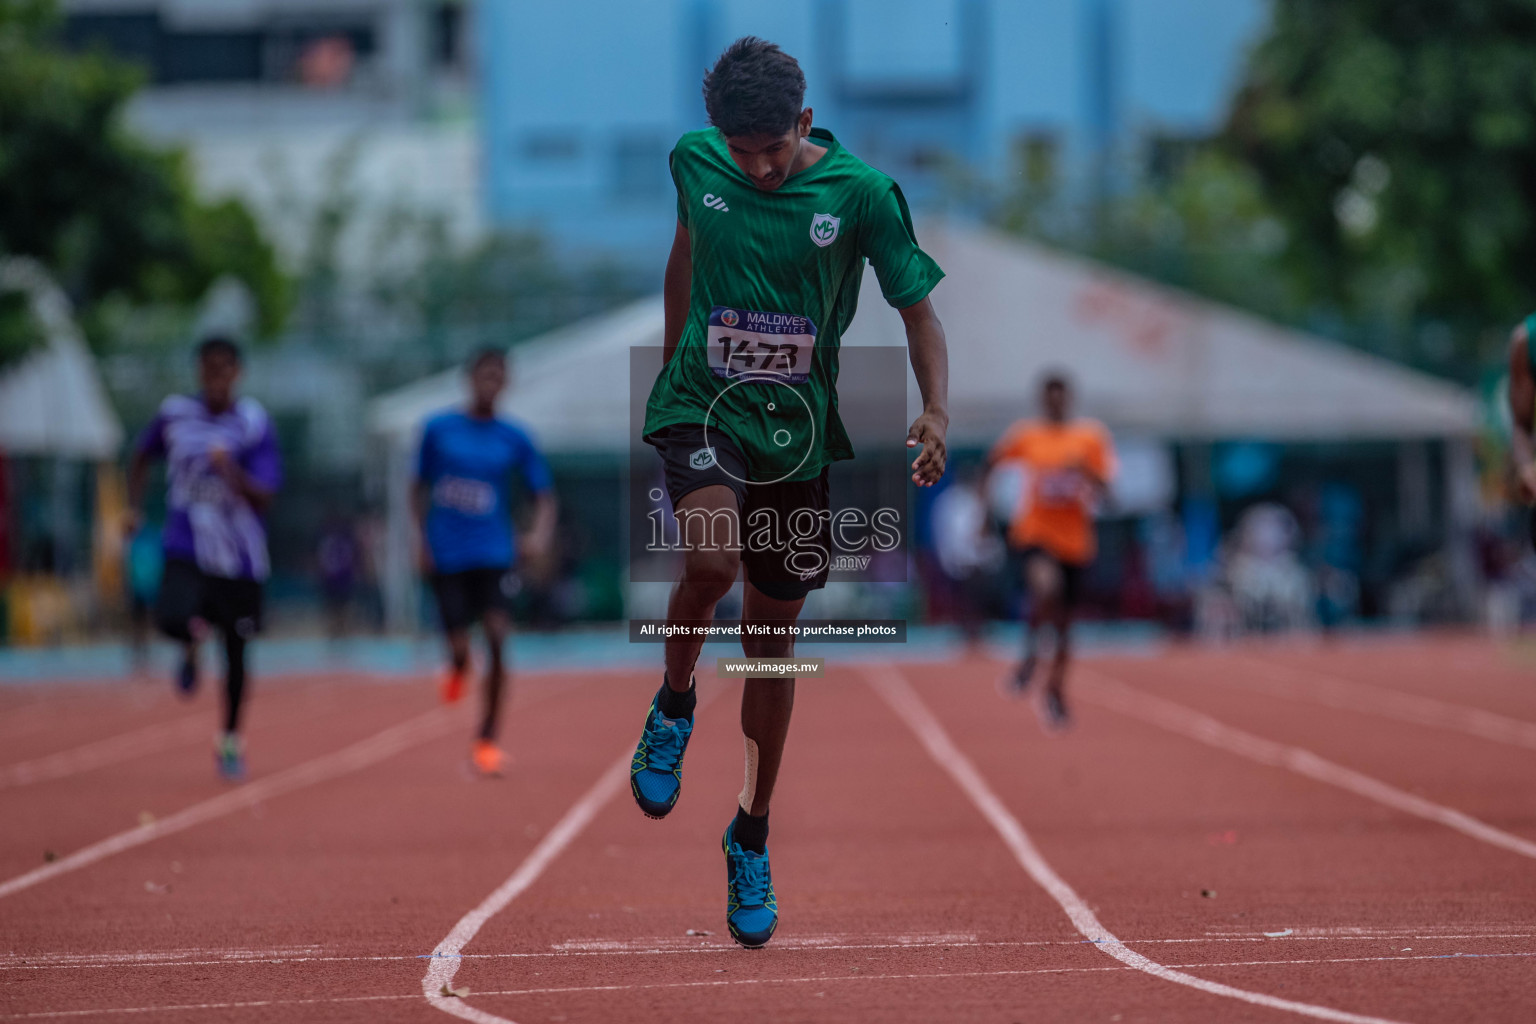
382,435,416,631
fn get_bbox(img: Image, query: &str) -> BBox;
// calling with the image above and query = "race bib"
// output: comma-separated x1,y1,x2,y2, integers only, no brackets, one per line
433,476,496,516
706,306,816,384
1035,468,1088,508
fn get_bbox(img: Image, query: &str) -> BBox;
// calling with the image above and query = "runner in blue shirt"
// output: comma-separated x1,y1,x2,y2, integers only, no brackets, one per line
414,348,557,776
128,336,282,781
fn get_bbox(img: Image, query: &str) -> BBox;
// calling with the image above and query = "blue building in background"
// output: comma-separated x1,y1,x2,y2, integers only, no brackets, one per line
477,0,1266,265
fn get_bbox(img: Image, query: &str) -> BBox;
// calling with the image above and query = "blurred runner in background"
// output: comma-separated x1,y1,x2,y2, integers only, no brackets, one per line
316,513,360,641
414,348,557,778
127,336,282,781
986,374,1114,730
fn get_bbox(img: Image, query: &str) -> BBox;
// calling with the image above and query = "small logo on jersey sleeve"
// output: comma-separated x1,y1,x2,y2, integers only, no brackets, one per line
809,212,841,247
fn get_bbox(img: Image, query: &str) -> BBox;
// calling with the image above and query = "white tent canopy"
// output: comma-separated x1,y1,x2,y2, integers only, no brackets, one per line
368,223,1477,452
0,260,124,460
843,223,1477,443
368,296,661,452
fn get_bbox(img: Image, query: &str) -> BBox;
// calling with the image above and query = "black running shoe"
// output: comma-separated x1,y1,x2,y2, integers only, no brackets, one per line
1000,654,1037,699
175,654,198,699
1038,689,1071,732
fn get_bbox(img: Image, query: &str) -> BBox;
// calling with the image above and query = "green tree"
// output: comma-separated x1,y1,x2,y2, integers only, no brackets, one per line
994,140,1305,334
0,0,288,367
1226,0,1536,370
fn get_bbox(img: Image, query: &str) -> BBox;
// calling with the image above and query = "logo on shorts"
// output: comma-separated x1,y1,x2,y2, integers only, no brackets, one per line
809,212,841,248
720,309,739,327
689,447,717,470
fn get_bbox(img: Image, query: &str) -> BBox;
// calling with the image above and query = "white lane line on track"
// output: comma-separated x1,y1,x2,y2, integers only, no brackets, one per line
1222,654,1536,752
1080,670,1536,863
8,933,1536,972
0,715,210,790
420,683,721,1023
0,675,574,791
421,746,634,1024
11,951,1536,1020
551,930,977,951
0,706,461,901
865,663,1409,1024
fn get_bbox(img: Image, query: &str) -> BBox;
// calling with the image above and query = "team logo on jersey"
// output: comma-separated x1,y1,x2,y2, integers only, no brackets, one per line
702,193,730,213
689,447,717,470
809,212,841,247
720,309,740,327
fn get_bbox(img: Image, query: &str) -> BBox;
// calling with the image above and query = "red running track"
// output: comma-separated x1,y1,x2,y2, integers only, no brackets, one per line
1,635,1534,1022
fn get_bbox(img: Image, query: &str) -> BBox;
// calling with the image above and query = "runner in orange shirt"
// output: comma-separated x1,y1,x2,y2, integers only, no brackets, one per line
985,374,1115,729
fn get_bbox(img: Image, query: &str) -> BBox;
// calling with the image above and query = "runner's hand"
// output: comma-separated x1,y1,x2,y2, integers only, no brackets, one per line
907,410,948,487
208,447,242,487
1519,461,1536,504
523,529,555,571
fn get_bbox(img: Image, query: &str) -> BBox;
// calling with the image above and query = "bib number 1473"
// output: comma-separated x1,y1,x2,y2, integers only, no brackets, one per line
706,306,816,385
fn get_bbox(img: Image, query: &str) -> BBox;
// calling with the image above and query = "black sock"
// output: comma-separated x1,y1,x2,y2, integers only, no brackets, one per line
656,675,696,720
732,805,769,854
222,634,247,734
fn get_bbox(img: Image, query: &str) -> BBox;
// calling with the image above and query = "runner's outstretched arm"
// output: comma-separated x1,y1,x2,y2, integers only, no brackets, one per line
524,492,559,564
126,446,154,533
1508,324,1536,503
209,450,273,512
662,220,692,367
900,296,949,487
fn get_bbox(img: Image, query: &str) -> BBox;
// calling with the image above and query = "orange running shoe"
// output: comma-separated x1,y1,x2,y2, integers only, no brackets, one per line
439,666,468,704
472,740,507,777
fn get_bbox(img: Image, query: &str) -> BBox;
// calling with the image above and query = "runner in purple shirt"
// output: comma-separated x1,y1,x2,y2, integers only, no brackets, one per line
128,336,282,781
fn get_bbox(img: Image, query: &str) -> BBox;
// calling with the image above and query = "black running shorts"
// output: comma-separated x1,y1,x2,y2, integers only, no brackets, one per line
645,423,830,601
1019,546,1086,610
156,558,264,641
432,567,518,631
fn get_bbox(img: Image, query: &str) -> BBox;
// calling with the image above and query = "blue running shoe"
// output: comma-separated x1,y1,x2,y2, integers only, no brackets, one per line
215,733,246,782
629,695,693,818
722,820,778,948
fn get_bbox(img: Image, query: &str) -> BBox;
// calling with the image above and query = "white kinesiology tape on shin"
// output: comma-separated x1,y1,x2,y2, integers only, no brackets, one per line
739,737,760,813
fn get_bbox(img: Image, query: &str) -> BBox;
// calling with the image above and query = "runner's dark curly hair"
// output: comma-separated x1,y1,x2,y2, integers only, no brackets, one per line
196,334,242,364
703,37,806,138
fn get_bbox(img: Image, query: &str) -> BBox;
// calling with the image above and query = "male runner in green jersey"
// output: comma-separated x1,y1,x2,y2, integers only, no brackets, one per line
628,37,950,948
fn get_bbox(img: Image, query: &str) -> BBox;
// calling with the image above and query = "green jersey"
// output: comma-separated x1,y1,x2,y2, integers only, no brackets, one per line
644,127,944,483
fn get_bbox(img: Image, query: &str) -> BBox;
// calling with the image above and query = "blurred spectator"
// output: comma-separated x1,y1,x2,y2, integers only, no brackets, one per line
1227,503,1314,633
354,511,388,633
316,514,361,640
929,465,1004,650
